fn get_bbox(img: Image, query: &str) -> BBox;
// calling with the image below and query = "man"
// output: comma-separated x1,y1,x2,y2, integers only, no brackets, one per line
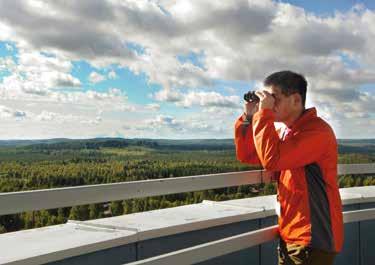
234,71,343,265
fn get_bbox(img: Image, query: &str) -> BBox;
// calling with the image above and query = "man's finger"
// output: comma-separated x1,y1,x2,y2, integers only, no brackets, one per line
255,91,264,99
263,90,272,96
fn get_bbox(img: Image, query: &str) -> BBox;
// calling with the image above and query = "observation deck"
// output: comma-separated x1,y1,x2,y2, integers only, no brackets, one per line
0,163,374,265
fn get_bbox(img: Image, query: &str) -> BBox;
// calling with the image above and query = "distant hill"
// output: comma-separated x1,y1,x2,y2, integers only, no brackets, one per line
337,139,375,146
0,138,71,147
0,138,373,153
0,138,235,151
337,139,375,154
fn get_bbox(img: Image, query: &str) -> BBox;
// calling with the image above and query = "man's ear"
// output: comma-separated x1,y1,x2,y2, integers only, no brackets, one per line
292,93,302,107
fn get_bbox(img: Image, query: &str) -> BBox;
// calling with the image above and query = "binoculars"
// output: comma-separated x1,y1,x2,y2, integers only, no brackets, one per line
243,91,260,103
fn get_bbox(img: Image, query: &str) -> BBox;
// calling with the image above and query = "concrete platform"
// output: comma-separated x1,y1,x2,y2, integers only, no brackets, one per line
0,186,375,264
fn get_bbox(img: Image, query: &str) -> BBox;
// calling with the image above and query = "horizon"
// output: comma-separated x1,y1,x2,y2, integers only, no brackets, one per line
0,137,373,141
0,0,374,139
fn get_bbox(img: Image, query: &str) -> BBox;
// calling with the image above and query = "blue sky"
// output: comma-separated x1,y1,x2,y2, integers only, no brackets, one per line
282,0,375,14
0,0,374,139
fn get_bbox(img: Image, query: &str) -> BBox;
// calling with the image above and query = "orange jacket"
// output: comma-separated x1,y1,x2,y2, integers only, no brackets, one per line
234,107,343,253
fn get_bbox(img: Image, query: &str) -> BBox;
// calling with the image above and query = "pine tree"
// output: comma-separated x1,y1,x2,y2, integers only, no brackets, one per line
57,208,66,223
110,201,123,216
122,200,133,214
69,206,80,220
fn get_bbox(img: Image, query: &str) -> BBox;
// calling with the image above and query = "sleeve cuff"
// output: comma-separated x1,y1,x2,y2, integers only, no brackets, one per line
253,108,274,120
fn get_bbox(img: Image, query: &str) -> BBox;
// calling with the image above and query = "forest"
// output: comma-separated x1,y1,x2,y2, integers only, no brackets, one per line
0,138,373,234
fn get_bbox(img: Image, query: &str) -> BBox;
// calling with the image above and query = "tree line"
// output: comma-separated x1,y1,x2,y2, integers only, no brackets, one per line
0,142,373,233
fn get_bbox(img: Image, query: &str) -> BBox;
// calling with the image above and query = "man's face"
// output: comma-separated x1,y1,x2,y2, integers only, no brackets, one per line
263,85,295,122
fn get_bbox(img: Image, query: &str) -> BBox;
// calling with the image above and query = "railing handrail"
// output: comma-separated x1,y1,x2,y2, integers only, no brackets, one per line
0,163,373,216
125,208,375,265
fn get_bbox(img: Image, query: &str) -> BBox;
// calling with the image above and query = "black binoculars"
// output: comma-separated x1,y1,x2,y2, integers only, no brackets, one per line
243,91,260,103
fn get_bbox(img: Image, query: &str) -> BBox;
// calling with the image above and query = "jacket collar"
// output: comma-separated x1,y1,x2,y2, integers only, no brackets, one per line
288,107,317,130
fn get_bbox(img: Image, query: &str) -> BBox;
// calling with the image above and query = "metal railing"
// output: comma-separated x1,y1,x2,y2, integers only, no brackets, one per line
122,163,375,265
0,163,374,216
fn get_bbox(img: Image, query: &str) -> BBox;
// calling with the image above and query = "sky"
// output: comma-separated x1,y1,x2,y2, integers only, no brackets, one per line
0,0,374,140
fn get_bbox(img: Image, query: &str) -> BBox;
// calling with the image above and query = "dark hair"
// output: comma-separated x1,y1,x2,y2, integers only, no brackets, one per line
263,70,307,107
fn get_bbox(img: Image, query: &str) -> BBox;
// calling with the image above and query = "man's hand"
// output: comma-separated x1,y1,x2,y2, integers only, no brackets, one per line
255,90,275,110
244,100,259,119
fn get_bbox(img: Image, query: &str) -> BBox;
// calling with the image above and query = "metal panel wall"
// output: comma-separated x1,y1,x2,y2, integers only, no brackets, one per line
260,216,278,265
45,205,375,265
334,204,360,265
47,244,137,265
137,219,260,265
359,202,375,265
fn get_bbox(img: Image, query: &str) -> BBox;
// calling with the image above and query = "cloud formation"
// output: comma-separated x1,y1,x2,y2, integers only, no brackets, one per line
89,71,106,83
0,0,373,138
0,105,26,119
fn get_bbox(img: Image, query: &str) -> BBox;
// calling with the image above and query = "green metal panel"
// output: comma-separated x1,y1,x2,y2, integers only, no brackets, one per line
334,204,360,265
137,219,260,265
359,202,375,265
260,215,278,265
47,244,137,265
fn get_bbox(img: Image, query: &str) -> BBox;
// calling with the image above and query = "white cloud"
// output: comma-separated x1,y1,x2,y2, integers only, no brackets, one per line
89,71,106,83
154,89,240,109
36,111,57,121
86,88,119,100
108,70,117,79
145,103,160,111
5,43,13,51
153,89,181,102
176,91,240,108
34,110,86,124
146,115,182,129
128,113,226,138
80,116,102,125
0,0,374,138
0,56,16,71
2,0,373,92
0,105,27,119
120,105,136,112
0,51,81,98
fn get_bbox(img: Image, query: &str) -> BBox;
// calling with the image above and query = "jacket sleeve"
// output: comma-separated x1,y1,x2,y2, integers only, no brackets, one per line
252,109,331,170
234,114,261,165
